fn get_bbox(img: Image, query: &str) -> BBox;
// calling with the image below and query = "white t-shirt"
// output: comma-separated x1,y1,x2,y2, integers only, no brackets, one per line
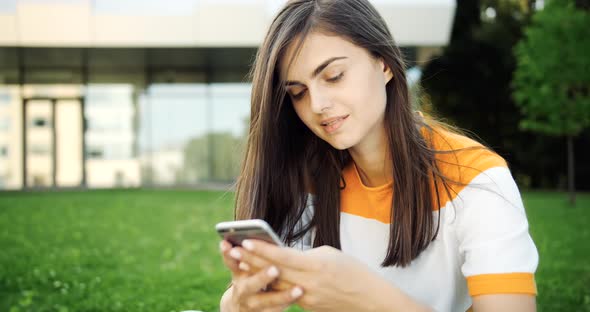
289,129,539,312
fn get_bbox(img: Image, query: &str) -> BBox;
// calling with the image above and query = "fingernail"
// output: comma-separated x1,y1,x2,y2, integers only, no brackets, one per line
242,240,254,251
219,241,229,252
229,249,241,260
267,266,278,278
238,262,250,271
291,287,303,298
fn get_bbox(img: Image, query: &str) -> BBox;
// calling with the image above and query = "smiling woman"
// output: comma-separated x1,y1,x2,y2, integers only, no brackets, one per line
218,0,539,311
282,36,391,151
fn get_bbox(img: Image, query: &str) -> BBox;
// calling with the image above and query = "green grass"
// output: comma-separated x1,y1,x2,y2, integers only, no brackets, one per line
524,192,590,311
0,190,589,311
0,190,235,312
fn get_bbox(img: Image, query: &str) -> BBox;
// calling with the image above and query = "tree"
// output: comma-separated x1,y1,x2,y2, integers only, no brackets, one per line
420,0,559,187
512,0,590,205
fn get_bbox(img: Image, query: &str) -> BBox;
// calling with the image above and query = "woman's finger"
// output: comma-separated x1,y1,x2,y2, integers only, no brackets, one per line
242,240,311,271
228,245,299,291
269,265,310,289
239,266,281,295
219,240,240,274
227,246,273,273
244,286,304,311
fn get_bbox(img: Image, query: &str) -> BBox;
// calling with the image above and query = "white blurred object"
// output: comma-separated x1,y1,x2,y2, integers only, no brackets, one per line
407,67,423,87
0,0,455,47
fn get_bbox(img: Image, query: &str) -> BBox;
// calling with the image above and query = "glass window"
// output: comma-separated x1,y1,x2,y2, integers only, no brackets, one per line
139,84,209,185
85,84,135,159
0,117,10,131
0,93,11,106
104,144,132,159
86,146,104,159
31,117,50,128
86,84,134,107
137,83,252,184
86,144,130,160
86,113,131,132
0,0,16,13
29,144,50,155
209,83,250,181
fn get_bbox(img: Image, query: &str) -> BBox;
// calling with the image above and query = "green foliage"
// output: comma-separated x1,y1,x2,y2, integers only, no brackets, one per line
1,190,589,311
420,1,590,190
513,1,590,136
421,0,553,186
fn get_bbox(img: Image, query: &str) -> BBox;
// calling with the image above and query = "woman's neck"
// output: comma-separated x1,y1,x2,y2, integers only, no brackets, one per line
348,127,392,187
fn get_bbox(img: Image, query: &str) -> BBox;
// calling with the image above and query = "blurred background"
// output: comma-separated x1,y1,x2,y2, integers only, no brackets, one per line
0,0,588,311
0,0,453,190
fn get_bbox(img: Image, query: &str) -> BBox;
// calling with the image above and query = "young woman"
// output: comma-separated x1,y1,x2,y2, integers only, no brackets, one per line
219,0,539,311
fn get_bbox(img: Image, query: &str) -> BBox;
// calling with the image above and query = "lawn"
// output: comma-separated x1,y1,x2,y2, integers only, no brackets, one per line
0,190,588,311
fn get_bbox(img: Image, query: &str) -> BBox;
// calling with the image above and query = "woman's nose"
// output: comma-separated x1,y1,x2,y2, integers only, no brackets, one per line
309,89,332,114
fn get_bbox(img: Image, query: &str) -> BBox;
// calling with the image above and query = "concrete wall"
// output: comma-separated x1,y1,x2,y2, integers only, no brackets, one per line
0,0,455,47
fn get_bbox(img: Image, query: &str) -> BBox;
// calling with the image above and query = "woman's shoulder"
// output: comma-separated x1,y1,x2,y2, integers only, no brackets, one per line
422,126,525,214
423,124,508,188
427,125,505,165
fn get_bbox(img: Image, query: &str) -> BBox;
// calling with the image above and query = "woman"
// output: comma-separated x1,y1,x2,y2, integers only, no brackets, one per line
219,0,539,311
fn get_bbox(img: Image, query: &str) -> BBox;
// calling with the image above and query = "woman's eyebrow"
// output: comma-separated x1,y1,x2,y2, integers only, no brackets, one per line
285,56,347,87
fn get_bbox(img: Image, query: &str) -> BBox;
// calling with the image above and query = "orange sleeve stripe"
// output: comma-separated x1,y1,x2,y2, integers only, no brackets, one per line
466,273,537,296
428,127,508,208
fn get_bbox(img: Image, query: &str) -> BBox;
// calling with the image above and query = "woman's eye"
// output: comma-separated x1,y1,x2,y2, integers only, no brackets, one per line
291,90,306,100
327,73,343,82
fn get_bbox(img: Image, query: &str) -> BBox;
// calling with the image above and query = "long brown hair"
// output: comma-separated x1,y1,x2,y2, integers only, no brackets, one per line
236,0,463,267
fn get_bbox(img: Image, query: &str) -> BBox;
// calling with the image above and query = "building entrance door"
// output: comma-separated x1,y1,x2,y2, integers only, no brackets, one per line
22,97,86,188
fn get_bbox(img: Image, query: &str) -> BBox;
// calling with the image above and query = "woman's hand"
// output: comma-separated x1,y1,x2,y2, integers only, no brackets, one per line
219,240,303,311
221,240,296,291
236,240,432,312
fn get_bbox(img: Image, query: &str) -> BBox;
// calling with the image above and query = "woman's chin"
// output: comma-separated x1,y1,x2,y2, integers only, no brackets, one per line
325,138,354,151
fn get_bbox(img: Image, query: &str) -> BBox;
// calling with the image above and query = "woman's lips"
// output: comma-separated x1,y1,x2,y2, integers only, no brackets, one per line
321,115,349,134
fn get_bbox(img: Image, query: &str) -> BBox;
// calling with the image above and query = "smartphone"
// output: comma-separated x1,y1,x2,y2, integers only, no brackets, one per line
215,219,284,247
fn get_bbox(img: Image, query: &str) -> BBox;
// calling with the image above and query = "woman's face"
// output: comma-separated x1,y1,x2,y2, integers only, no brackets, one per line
280,31,393,151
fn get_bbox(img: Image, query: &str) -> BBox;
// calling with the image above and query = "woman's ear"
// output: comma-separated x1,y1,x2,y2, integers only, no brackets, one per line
380,58,394,84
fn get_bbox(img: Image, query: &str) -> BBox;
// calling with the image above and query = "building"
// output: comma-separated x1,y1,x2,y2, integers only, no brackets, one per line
0,0,456,190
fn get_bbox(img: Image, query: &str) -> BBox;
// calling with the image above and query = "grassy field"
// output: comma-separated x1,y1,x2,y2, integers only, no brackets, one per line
0,190,588,312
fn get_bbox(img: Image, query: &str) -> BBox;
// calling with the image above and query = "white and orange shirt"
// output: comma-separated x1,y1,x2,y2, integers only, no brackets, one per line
291,128,539,312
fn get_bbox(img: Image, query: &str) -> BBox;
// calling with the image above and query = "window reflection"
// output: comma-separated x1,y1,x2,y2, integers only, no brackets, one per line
85,84,139,187
209,83,250,182
138,83,250,185
0,45,259,189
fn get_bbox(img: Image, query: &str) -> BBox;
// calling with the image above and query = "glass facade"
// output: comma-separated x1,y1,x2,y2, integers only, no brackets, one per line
0,47,254,189
0,46,416,190
137,83,250,186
